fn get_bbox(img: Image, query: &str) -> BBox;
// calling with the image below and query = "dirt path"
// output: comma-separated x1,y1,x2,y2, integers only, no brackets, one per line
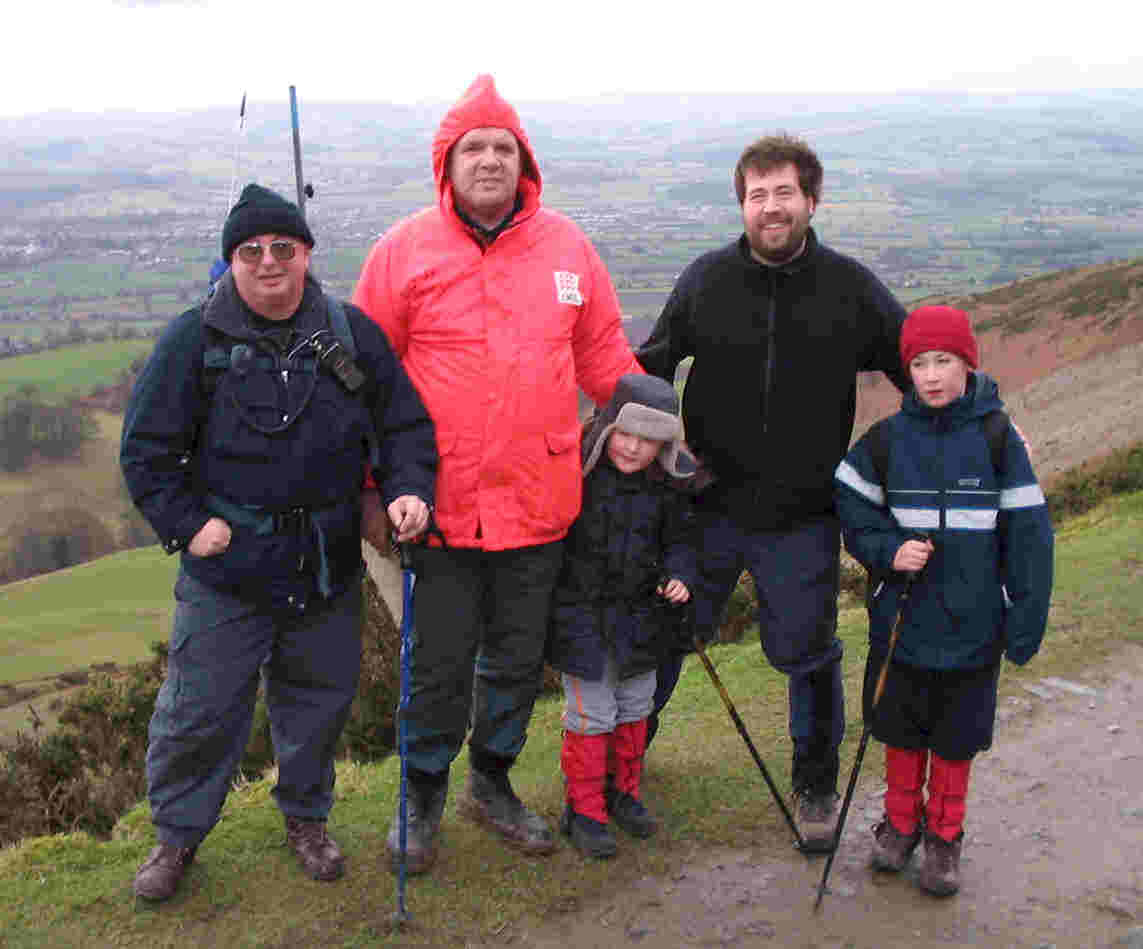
504,644,1143,948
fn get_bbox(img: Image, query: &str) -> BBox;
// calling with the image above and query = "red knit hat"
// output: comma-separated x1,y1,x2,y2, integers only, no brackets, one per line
900,305,979,370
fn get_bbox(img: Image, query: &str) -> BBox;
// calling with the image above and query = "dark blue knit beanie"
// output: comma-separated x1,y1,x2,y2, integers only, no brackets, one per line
221,183,315,261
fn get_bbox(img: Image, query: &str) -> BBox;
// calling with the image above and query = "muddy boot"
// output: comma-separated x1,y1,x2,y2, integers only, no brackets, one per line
872,746,927,871
790,699,842,855
286,818,345,881
918,831,963,896
792,788,840,853
459,750,555,854
560,805,618,859
870,817,923,872
386,770,448,875
133,842,196,902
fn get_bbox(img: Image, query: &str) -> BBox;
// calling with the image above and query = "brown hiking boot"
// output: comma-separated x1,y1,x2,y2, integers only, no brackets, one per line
285,817,345,881
918,831,963,896
133,843,196,902
386,781,447,875
793,789,840,853
870,817,922,872
458,767,555,854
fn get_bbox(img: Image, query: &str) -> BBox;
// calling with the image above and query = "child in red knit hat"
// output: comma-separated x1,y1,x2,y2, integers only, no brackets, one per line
834,305,1053,896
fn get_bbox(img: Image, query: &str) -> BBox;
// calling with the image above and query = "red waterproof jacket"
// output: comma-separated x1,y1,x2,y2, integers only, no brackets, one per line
353,75,639,550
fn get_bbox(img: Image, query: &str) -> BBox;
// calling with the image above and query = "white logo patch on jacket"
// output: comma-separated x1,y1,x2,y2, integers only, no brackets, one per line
554,271,584,305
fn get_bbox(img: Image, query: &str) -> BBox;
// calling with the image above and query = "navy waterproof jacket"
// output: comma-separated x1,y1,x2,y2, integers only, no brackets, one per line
547,460,698,681
120,273,437,611
834,373,1053,669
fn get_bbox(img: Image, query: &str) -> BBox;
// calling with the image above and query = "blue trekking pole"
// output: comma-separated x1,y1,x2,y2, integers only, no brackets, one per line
393,540,415,928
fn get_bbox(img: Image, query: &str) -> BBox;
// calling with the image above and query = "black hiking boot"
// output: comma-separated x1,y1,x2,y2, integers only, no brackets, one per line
386,777,448,875
560,805,617,859
918,831,963,896
606,788,658,838
793,788,840,853
870,817,922,872
459,765,555,854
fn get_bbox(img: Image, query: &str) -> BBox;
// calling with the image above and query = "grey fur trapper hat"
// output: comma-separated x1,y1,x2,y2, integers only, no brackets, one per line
582,374,696,479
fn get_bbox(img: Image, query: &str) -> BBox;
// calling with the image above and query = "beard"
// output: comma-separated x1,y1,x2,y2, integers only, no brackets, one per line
746,213,810,265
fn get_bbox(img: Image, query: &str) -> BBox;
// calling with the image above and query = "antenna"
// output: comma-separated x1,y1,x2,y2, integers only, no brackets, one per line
288,86,314,216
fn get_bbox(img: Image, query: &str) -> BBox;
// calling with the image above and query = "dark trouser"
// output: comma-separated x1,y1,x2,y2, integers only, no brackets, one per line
864,645,1002,760
652,512,844,794
147,569,362,849
403,541,565,778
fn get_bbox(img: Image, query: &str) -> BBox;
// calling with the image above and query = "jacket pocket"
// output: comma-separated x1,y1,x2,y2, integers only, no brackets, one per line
545,427,579,457
525,426,581,531
432,430,464,515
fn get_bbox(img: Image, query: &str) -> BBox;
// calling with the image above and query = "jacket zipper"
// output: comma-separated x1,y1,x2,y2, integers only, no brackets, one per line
761,270,777,436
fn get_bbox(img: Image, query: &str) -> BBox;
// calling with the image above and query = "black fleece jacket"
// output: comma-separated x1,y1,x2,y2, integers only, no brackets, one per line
637,228,909,529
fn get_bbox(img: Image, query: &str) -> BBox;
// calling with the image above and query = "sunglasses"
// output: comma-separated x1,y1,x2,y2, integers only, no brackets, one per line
235,239,299,264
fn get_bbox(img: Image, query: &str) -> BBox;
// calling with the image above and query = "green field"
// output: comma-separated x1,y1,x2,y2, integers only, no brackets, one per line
0,338,155,401
0,545,176,684
0,255,207,304
0,319,167,341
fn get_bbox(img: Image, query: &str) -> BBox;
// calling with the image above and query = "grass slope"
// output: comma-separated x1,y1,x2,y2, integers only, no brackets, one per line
1,492,1140,947
0,545,176,683
0,339,154,402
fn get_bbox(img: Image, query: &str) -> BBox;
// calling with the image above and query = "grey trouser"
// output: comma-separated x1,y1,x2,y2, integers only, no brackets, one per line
146,568,361,848
561,654,656,735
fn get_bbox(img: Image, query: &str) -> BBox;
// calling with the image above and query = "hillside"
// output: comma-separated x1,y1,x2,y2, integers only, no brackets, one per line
2,491,1140,947
853,256,1143,481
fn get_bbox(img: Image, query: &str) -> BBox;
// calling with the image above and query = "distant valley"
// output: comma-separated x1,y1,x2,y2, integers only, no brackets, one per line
3,88,1143,347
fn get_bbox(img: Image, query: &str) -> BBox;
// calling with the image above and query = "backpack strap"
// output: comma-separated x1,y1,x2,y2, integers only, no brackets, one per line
325,297,357,359
866,415,893,489
981,409,1008,477
867,409,1008,490
200,296,358,398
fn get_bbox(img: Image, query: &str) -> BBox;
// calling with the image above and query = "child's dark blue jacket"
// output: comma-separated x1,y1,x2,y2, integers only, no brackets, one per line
834,373,1053,669
547,459,698,681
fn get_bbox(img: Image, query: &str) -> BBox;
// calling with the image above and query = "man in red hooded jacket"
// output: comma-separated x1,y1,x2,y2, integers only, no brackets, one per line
353,75,640,873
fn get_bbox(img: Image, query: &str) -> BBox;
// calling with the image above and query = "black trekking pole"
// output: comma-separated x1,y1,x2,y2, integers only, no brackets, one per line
392,540,416,929
813,538,930,912
693,636,807,851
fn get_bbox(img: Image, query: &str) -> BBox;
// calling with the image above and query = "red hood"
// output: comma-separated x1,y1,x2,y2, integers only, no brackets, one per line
431,74,542,217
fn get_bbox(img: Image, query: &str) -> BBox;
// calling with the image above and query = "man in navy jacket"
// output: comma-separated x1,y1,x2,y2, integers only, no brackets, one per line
121,184,436,901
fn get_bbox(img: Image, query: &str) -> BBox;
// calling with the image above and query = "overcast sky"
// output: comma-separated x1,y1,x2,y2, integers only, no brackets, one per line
4,0,1142,117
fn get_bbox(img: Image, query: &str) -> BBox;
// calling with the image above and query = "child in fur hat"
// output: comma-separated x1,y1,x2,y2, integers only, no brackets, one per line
547,374,699,859
834,305,1053,896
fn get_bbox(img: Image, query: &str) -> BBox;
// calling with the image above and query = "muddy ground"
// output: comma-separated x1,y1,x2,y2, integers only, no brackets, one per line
498,644,1143,949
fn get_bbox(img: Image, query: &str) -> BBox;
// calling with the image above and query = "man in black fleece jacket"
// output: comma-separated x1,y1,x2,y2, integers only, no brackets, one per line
637,133,909,851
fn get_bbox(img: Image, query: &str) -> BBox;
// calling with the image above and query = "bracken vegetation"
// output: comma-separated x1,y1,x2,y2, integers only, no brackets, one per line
0,574,403,847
